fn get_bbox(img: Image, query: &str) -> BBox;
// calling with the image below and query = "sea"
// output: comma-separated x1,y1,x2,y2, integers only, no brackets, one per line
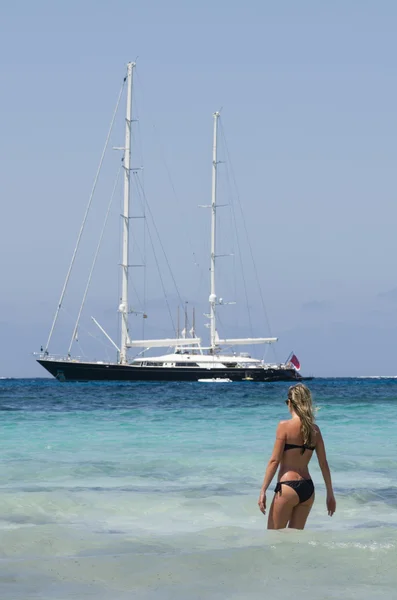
0,377,396,600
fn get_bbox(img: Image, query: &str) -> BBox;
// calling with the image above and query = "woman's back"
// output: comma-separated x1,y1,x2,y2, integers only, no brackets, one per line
278,419,318,479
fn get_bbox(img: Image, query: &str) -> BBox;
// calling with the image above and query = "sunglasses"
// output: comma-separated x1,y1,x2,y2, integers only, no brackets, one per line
285,399,289,405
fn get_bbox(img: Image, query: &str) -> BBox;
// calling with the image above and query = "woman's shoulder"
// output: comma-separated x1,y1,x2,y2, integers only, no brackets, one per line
277,419,293,431
313,424,323,439
276,419,297,436
275,420,289,437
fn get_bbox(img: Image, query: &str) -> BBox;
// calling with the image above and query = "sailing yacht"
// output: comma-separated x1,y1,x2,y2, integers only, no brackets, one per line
36,62,305,383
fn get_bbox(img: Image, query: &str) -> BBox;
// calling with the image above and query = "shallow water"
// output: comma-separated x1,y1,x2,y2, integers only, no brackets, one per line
0,378,396,599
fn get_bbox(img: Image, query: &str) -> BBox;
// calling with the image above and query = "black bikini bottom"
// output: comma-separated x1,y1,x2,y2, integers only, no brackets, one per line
274,479,314,504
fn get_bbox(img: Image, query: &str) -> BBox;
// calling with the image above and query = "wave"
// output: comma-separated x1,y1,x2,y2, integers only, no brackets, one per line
337,486,397,506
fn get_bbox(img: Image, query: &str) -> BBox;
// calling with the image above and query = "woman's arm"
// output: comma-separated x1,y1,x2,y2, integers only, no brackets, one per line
315,426,336,516
258,422,286,514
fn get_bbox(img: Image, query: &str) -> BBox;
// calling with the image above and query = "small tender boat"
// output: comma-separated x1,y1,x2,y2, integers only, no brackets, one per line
198,378,232,383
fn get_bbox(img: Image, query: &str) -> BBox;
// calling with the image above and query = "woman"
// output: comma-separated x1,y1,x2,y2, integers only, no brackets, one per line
258,384,336,529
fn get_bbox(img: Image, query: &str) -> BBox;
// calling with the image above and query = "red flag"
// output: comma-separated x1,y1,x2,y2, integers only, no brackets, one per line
290,354,301,371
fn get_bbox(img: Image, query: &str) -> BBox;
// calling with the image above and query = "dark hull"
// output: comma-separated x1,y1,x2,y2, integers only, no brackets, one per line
37,359,305,382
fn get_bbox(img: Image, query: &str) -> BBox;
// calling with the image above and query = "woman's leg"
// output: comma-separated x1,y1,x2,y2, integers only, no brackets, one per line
267,485,300,529
288,493,315,529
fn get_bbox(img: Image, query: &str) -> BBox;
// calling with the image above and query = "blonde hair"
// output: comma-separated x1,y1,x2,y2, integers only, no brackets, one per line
288,384,316,447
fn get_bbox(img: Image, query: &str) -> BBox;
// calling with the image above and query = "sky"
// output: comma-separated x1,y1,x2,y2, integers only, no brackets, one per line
1,0,397,377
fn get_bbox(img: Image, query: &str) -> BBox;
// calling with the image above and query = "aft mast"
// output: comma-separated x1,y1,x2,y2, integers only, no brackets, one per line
209,111,220,353
119,62,135,364
206,110,278,352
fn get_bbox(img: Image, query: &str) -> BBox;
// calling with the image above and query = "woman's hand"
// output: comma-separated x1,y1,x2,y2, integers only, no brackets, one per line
258,489,266,515
327,493,336,516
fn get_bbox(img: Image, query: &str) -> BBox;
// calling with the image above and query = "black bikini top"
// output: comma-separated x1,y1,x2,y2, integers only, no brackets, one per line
284,442,315,454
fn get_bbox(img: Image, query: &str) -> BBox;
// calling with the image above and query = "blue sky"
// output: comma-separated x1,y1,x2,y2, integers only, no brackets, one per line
1,1,397,377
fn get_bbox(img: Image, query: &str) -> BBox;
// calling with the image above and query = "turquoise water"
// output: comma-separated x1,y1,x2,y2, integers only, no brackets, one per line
0,378,396,599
